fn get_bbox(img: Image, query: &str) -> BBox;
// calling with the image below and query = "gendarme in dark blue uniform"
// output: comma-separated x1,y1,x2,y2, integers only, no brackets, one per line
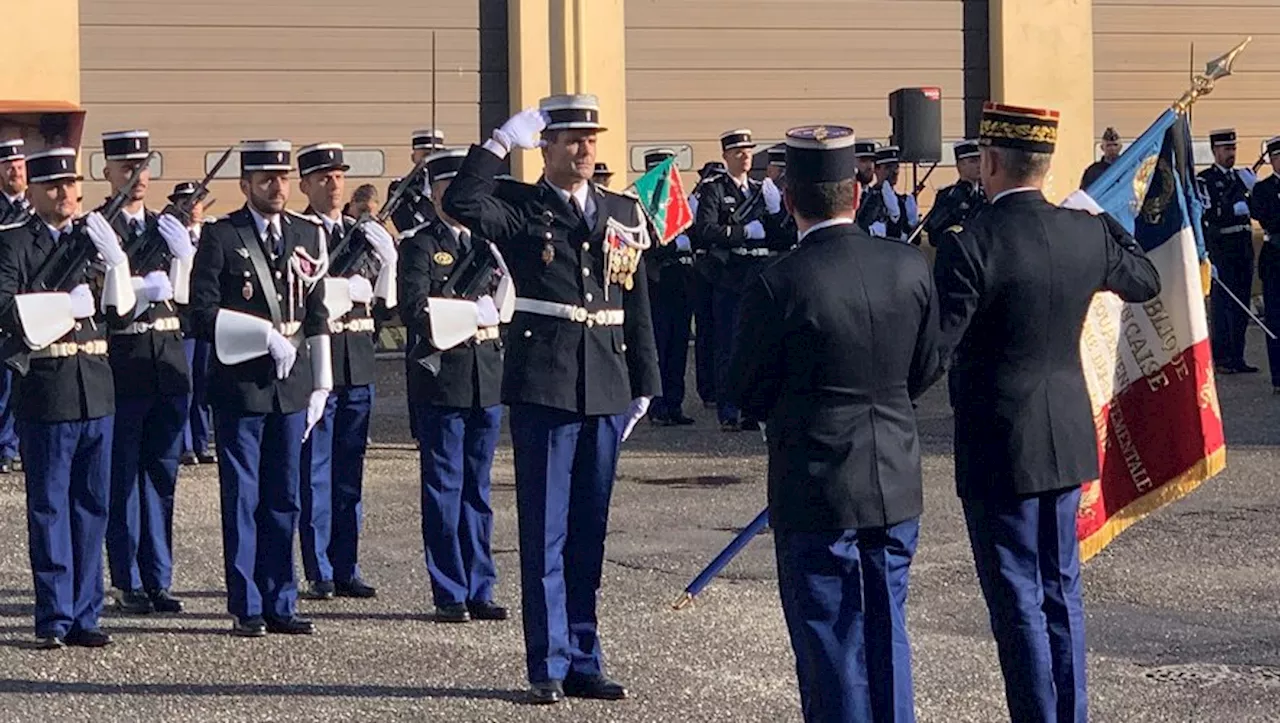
1199,128,1259,374
187,140,331,638
442,95,660,705
295,143,393,602
400,148,510,624
935,103,1161,723
730,125,944,723
0,139,29,473
924,139,987,247
0,148,139,649
1250,136,1280,391
688,161,725,409
855,145,920,242
96,130,194,617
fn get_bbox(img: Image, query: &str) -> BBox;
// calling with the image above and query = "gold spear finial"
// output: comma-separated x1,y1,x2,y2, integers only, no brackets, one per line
1175,37,1252,112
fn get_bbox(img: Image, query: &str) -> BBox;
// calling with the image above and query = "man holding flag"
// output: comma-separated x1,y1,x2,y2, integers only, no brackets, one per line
934,102,1161,723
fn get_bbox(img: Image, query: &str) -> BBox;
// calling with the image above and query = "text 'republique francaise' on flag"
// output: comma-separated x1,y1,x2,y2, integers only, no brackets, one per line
1066,108,1225,561
629,156,694,245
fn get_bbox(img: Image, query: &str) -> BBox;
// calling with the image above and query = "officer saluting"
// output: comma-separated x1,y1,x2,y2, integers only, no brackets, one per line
399,147,511,624
296,143,395,601
1199,128,1259,374
855,145,919,241
442,95,660,705
0,147,138,649
0,139,29,225
729,125,943,723
1250,136,1280,392
934,103,1160,723
924,139,986,246
644,149,696,427
188,140,331,638
97,130,196,617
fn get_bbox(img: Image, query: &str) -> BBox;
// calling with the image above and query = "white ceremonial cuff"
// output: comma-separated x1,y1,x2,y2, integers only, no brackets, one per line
170,255,193,305
214,309,273,365
307,334,334,391
14,292,75,350
101,260,137,317
375,259,398,309
322,277,354,321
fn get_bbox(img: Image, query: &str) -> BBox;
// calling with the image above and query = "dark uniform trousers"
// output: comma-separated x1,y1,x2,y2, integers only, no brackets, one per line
188,207,328,622
182,337,213,456
647,249,694,421
389,174,437,443
694,175,787,425
935,190,1160,723
299,214,381,586
442,146,661,685
1199,165,1255,368
691,254,717,405
0,217,133,638
1250,175,1280,384
398,219,505,609
104,211,191,595
729,221,942,723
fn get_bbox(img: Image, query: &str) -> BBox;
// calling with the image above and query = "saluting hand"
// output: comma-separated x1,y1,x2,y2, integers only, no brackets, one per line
493,108,550,152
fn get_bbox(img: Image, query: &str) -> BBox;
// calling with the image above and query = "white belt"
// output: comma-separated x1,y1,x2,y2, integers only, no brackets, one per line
116,317,181,336
1217,224,1251,235
329,317,376,334
30,339,109,359
278,321,302,337
677,256,695,265
514,298,625,326
729,247,774,257
475,326,500,342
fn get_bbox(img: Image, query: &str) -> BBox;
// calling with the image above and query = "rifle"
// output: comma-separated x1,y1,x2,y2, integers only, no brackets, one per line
328,155,428,277
415,239,500,376
126,146,234,274
1251,149,1269,175
2,151,156,374
729,182,766,226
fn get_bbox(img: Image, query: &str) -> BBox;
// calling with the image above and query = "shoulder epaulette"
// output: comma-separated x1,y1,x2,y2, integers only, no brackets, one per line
285,209,323,225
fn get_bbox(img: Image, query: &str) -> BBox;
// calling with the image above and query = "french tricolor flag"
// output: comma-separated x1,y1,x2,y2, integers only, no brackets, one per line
1064,109,1226,560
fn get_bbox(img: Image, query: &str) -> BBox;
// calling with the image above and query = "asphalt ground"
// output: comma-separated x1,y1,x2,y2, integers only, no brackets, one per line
1,331,1280,722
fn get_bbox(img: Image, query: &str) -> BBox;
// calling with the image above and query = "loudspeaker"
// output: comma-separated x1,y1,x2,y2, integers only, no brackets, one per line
889,87,942,164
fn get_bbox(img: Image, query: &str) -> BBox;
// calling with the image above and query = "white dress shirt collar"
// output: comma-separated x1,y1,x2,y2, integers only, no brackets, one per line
547,180,595,225
247,204,282,241
46,222,71,242
798,216,854,243
990,186,1039,204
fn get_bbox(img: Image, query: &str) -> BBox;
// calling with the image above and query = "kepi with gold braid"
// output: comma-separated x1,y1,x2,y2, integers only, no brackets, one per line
979,102,1060,155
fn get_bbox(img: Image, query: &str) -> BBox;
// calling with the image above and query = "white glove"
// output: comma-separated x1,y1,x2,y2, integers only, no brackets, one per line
882,183,902,222
492,108,549,152
1233,200,1251,217
476,295,500,327
141,270,174,302
762,177,782,214
904,194,920,226
157,213,195,260
760,422,768,443
688,194,700,217
621,396,652,442
348,275,374,304
869,221,887,238
1238,168,1258,191
361,221,397,265
69,284,95,319
303,389,330,442
675,234,692,252
83,211,127,267
744,220,766,240
266,328,297,380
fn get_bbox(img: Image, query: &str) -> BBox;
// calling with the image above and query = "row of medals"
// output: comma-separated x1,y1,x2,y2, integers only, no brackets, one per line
608,246,638,290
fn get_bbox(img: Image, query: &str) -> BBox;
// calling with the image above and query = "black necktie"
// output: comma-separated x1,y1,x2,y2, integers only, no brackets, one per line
131,218,144,239
267,224,281,258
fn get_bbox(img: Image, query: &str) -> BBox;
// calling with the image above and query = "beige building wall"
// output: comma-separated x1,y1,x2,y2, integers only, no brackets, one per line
78,0,508,209
623,0,986,198
1094,0,1280,168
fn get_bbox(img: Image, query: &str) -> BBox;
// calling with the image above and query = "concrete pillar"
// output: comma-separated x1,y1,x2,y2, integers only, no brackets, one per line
989,0,1094,202
508,0,628,183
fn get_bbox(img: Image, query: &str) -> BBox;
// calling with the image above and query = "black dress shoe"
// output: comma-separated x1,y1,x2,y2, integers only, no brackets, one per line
466,600,509,621
702,401,717,410
672,414,696,426
117,589,154,615
1216,364,1239,375
301,580,335,600
33,635,64,650
180,452,199,467
231,617,267,638
434,604,470,623
720,420,740,433
335,578,377,599
1237,363,1260,373
265,616,315,635
527,680,564,705
64,629,113,648
147,589,184,614
739,419,761,432
563,674,628,700
196,452,217,465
